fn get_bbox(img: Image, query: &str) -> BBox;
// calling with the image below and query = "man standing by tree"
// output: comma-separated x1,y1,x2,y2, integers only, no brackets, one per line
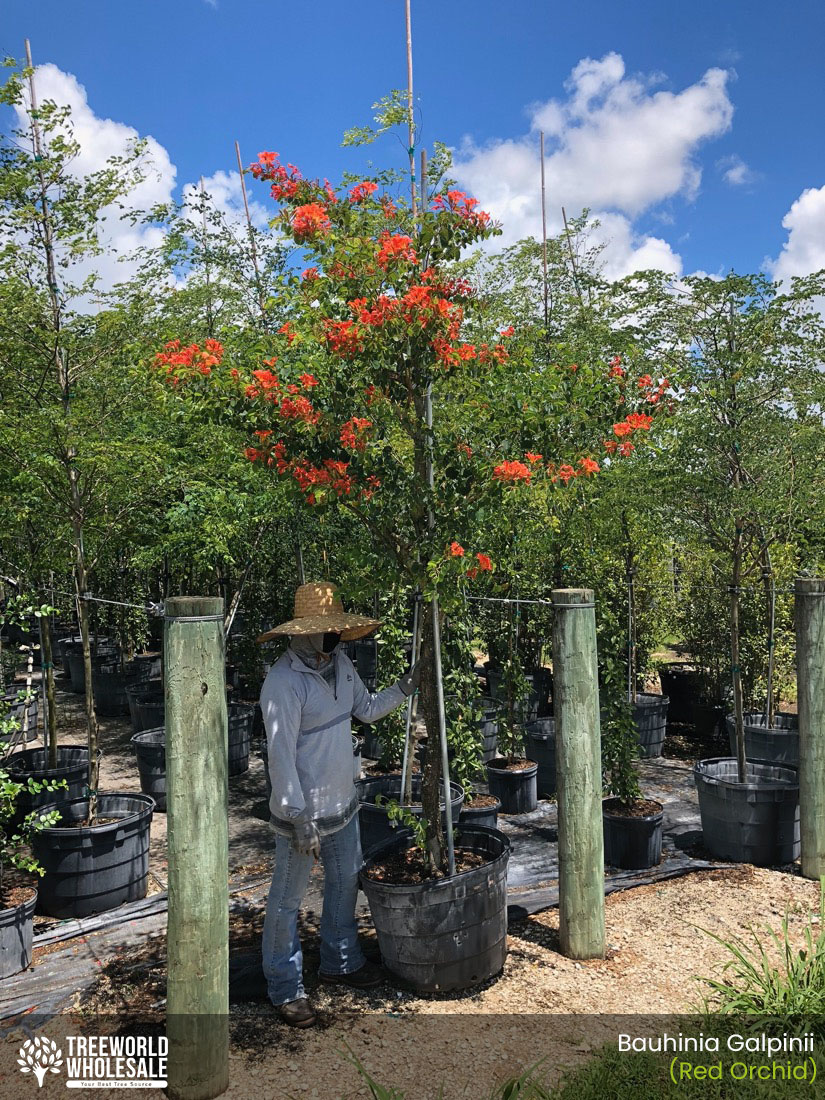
257,581,419,1026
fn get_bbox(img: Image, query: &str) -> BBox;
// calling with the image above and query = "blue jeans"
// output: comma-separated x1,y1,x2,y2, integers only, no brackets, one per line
262,814,366,1005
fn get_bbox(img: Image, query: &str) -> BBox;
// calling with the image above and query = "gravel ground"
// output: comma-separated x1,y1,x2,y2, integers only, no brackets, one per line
4,670,820,1099
3,865,815,1100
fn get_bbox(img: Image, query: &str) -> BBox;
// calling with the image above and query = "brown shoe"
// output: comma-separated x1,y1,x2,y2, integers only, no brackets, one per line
319,960,383,989
277,997,316,1027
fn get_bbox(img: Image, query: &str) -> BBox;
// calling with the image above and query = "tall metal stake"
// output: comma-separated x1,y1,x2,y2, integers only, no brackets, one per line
400,594,421,805
166,597,229,1100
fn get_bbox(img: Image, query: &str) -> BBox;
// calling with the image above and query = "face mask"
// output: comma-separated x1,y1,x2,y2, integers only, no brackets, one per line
322,632,341,653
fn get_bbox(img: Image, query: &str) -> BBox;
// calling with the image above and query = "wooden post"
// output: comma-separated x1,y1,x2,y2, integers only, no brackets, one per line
795,578,825,880
551,588,605,959
165,597,229,1100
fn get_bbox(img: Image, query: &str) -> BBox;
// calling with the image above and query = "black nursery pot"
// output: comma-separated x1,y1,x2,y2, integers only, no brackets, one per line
632,692,669,759
725,712,799,768
32,793,155,919
1,690,39,744
228,702,254,776
693,757,799,866
458,797,501,830
485,758,537,814
359,824,510,993
131,728,166,811
522,717,556,797
5,745,92,824
355,774,463,857
657,663,707,723
0,886,37,979
602,798,664,870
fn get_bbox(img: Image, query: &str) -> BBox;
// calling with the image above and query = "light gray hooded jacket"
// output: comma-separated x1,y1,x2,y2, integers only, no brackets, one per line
261,643,406,836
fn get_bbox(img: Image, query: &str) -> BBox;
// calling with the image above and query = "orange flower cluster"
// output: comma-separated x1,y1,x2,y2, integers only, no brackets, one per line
291,458,353,502
244,437,289,473
323,319,365,359
613,411,653,437
349,181,379,203
249,152,305,202
446,543,493,579
376,232,418,268
493,460,532,483
292,203,330,242
243,367,320,425
340,417,372,451
431,190,492,228
154,339,224,385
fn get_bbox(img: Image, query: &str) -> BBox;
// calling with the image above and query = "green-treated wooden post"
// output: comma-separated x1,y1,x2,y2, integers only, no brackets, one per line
795,578,825,879
551,588,605,959
165,598,229,1100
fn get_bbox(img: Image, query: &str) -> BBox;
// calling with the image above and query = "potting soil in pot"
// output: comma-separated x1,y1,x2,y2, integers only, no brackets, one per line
363,846,487,884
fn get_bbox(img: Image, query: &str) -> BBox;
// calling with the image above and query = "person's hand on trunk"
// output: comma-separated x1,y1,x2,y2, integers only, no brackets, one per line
397,660,421,697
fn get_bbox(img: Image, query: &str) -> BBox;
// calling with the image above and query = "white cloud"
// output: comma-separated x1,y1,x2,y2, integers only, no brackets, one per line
182,169,270,235
452,52,734,277
12,64,269,302
767,185,825,285
717,154,757,187
588,213,683,280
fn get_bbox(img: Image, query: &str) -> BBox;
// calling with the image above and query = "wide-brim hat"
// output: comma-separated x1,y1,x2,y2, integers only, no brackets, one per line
256,582,381,644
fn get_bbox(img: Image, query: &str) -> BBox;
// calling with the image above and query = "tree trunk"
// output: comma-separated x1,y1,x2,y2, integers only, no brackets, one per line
758,539,776,728
418,602,444,873
72,529,100,821
730,530,746,785
40,617,58,768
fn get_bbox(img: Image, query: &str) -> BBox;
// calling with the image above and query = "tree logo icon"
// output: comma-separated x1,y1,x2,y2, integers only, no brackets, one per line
17,1037,63,1087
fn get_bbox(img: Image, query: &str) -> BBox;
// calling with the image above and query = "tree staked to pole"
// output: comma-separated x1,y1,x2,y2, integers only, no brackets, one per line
795,578,825,880
551,588,605,959
165,597,229,1100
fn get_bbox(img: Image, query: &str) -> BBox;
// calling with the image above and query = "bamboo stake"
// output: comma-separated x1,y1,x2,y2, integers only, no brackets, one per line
405,0,417,218
234,140,267,327
540,132,548,329
795,578,825,879
416,119,455,874
165,597,229,1100
552,588,605,959
199,177,214,337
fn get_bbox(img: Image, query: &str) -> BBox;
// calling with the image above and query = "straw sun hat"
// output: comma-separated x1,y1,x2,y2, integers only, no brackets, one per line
256,582,381,644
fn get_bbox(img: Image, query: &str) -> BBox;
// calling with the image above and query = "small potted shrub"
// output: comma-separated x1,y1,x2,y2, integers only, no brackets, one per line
601,693,663,870
1,722,66,979
485,659,538,814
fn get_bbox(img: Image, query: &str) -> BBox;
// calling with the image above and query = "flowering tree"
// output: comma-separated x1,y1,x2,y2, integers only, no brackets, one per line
156,144,669,871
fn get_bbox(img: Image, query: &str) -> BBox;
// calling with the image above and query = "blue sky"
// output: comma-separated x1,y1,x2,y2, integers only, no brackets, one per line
4,0,824,284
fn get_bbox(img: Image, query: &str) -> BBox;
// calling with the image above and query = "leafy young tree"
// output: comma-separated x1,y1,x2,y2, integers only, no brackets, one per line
157,121,670,871
0,59,171,813
665,271,825,779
